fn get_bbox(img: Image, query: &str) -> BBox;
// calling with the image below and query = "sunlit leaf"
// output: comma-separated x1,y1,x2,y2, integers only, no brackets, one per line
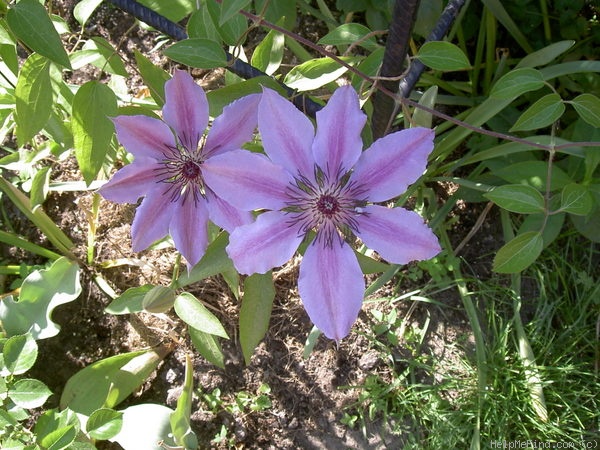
284,56,357,91
111,404,177,450
170,354,198,449
72,81,118,185
104,285,153,315
219,0,250,25
86,408,123,440
74,0,103,27
494,161,572,191
9,378,52,408
1,333,37,376
251,28,284,75
15,54,53,145
174,292,229,339
134,50,170,107
493,231,543,273
7,0,71,68
30,166,51,212
60,349,166,415
206,0,248,46
0,257,81,339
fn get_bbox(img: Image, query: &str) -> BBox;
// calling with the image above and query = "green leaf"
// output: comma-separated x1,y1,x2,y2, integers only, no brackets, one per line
494,161,572,191
0,257,81,339
416,41,470,71
15,54,53,145
30,166,51,212
38,425,77,450
413,85,438,129
240,272,275,365
86,408,123,440
519,212,565,248
142,286,176,314
187,6,220,42
2,333,37,376
164,38,227,69
483,184,545,214
318,23,379,51
170,355,198,449
189,327,225,369
490,68,545,99
111,404,177,450
517,40,575,69
174,293,229,339
104,285,154,315
254,0,297,30
72,81,118,185
73,0,103,27
9,378,52,408
206,0,248,46
219,0,251,25
175,232,234,288
6,0,71,69
560,183,594,216
78,37,128,77
134,50,170,107
570,93,600,128
493,231,543,273
60,349,165,415
481,0,533,53
251,28,284,75
511,94,565,132
284,56,357,92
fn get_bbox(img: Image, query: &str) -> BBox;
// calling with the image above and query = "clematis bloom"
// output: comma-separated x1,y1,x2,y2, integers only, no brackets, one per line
99,70,259,267
203,86,441,340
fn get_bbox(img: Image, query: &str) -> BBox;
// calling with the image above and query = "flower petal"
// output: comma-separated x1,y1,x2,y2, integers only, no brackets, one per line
99,158,159,203
205,188,254,233
258,88,315,178
113,115,174,160
298,240,364,341
203,149,293,211
130,185,177,252
227,210,303,275
162,70,209,151
350,127,434,202
354,205,441,264
312,86,366,179
170,196,209,267
204,93,261,158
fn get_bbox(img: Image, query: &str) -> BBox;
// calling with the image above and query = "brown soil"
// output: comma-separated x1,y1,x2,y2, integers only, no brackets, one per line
1,2,502,449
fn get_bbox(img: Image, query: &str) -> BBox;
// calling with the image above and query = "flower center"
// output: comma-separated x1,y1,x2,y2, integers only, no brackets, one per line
285,166,368,247
155,142,206,204
181,160,202,180
316,194,339,217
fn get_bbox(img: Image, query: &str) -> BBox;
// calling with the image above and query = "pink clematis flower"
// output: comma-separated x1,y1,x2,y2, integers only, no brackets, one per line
203,86,441,340
99,70,259,267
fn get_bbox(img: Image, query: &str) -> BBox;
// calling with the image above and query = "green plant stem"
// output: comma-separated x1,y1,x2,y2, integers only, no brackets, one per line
439,228,485,450
499,209,548,423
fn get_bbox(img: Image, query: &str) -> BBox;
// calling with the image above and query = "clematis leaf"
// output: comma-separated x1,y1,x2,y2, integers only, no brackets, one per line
493,231,543,273
7,0,71,69
318,23,380,51
164,38,227,69
72,81,118,185
86,408,123,440
174,292,229,339
560,183,593,216
416,41,470,71
570,93,600,128
490,68,545,100
510,93,565,132
189,327,225,369
240,272,275,365
484,184,545,214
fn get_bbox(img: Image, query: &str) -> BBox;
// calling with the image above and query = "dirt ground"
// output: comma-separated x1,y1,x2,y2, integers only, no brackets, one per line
1,2,502,449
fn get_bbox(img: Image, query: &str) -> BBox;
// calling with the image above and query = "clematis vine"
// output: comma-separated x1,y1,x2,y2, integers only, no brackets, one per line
99,70,259,267
203,86,441,340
